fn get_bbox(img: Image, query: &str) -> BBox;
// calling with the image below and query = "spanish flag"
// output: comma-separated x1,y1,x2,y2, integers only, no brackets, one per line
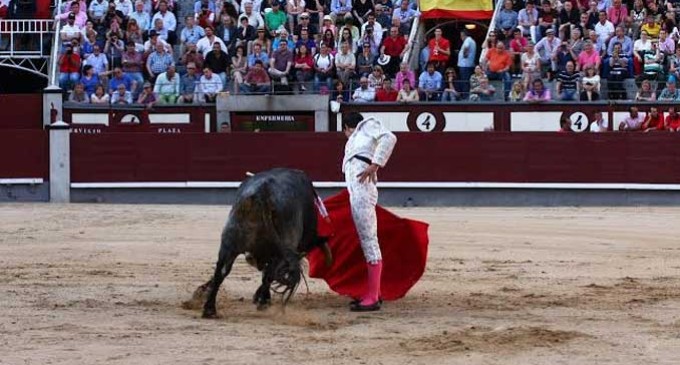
420,0,494,20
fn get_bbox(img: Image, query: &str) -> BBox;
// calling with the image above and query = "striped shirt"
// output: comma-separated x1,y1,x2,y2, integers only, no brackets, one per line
557,71,580,91
147,51,174,74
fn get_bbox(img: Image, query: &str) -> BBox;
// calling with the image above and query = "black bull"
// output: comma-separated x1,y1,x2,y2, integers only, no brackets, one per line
199,168,333,318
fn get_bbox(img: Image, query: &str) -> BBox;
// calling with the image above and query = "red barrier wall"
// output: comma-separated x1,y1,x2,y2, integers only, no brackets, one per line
0,130,49,179
71,132,680,184
0,95,43,129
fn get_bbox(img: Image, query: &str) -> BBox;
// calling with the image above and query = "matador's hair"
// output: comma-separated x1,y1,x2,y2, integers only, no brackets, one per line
342,112,364,129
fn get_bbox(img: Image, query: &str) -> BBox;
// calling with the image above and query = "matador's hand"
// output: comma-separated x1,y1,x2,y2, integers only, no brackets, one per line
357,163,379,184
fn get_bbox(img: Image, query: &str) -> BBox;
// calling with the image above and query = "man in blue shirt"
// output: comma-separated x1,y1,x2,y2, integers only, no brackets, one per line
457,30,477,95
496,0,518,40
418,62,442,101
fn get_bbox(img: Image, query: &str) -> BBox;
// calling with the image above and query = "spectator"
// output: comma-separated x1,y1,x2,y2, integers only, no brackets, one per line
366,65,384,89
154,65,180,103
418,62,442,101
335,41,356,85
180,42,205,70
607,57,628,99
669,47,680,80
607,0,627,26
518,1,538,42
640,14,660,38
287,0,305,32
126,19,145,49
91,84,110,104
330,0,352,22
457,30,477,94
580,81,600,100
293,44,314,92
129,1,151,31
537,0,557,41
179,62,200,103
380,26,408,77
112,83,133,104
89,0,109,27
331,80,350,102
198,67,223,102
521,41,541,88
351,0,373,26
69,83,89,103
535,28,559,76
195,3,215,28
60,13,83,50
195,0,217,13
558,1,580,40
356,41,375,76
607,26,634,60
641,106,664,131
265,2,287,36
392,0,419,34
144,30,172,54
352,76,375,102
508,81,525,102
618,106,645,131
485,41,512,96
427,28,450,70
240,60,271,94
642,41,663,77
440,67,459,102
375,78,398,101
55,1,87,28
338,17,359,44
146,42,175,81
243,2,265,29
302,1,324,31
205,42,231,88
394,61,415,91
589,111,608,132
469,64,486,94
497,0,518,40
470,77,496,101
84,44,108,76
236,15,256,53
658,29,675,56
269,40,293,87
230,45,248,93
152,1,177,44
248,42,270,67
272,28,295,51
295,12,319,37
396,79,418,102
217,16,238,53
108,67,132,93
658,80,680,101
196,26,228,57
635,79,656,101
58,45,81,90
80,65,100,97
577,40,601,72
181,16,206,54
313,43,335,91
523,78,551,102
103,3,125,30
664,106,680,131
116,0,134,17
582,65,601,91
104,33,125,68
594,10,615,45
298,28,318,55
558,116,572,132
556,60,580,100
137,82,157,108
253,26,273,53
374,5,390,30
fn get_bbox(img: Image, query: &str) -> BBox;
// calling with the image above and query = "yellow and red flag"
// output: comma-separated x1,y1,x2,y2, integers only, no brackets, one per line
420,0,494,20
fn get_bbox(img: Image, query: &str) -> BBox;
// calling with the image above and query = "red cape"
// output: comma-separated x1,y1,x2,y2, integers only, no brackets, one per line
308,190,429,301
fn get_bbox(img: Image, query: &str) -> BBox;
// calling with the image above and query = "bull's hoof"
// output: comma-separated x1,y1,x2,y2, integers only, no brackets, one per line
256,302,271,311
202,309,220,319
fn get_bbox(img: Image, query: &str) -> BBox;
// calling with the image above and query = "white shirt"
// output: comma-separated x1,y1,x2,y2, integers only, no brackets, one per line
342,117,397,172
360,22,383,46
352,86,376,102
594,20,615,44
115,0,133,17
61,24,82,39
589,118,608,132
241,0,263,14
152,10,177,31
245,11,265,29
130,10,152,30
199,74,223,94
196,36,227,56
88,0,109,18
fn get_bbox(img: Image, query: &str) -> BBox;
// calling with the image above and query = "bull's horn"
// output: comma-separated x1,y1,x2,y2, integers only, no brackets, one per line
245,171,255,177
321,242,333,268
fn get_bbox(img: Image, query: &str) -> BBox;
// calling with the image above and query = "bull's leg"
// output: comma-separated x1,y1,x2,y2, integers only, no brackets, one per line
253,262,274,310
281,249,302,304
202,245,238,319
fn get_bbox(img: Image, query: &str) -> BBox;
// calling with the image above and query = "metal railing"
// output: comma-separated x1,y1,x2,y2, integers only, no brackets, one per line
0,20,55,58
403,4,422,70
478,0,504,65
48,0,63,86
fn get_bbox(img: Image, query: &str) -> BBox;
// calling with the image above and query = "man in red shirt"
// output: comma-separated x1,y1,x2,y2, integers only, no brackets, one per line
375,79,398,101
428,28,450,71
58,44,82,90
665,106,680,131
380,26,407,77
641,106,665,132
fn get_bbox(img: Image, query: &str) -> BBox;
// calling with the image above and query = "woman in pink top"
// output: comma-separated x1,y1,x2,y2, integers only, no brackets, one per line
577,41,601,72
394,62,415,91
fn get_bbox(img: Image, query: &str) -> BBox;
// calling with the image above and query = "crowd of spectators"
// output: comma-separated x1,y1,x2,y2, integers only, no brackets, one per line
482,0,680,102
54,0,425,105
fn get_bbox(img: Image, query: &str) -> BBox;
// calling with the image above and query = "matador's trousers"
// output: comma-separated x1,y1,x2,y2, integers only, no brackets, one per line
344,158,382,264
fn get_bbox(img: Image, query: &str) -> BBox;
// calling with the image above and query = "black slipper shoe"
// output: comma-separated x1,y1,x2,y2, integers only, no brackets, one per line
350,301,381,312
349,297,383,306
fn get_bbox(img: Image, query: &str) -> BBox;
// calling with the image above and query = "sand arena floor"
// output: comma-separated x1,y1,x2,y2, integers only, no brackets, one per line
1,204,679,364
